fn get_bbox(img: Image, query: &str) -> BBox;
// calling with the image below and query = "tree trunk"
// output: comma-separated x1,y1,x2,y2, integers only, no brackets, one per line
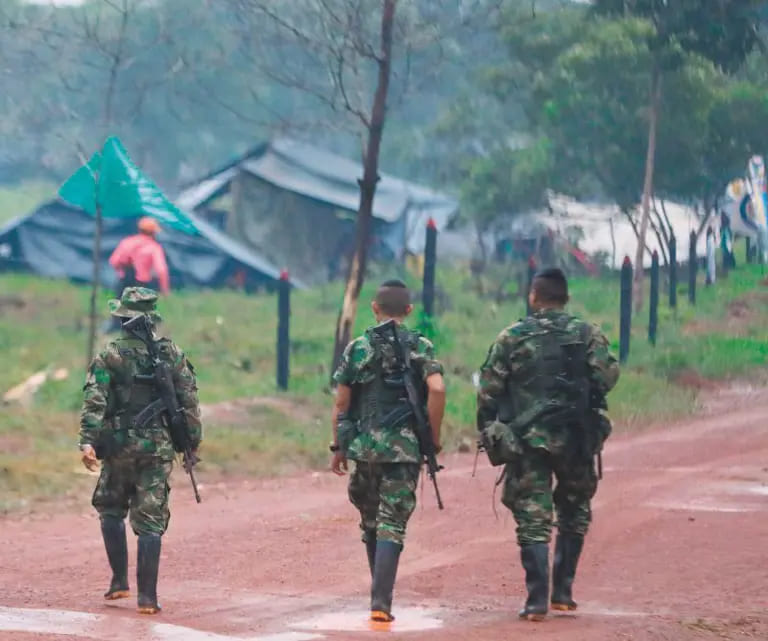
330,0,396,376
633,62,662,312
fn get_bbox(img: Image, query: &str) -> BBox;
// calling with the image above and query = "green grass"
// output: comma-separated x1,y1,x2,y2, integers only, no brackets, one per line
1,259,767,510
0,180,57,225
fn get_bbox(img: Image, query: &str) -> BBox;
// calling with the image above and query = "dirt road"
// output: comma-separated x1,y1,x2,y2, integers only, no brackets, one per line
1,385,767,641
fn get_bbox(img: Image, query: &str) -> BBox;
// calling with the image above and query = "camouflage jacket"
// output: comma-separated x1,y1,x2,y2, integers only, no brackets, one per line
79,329,202,461
477,309,619,454
333,324,443,464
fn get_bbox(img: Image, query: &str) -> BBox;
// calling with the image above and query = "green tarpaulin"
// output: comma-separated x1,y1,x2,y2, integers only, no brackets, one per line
58,136,198,235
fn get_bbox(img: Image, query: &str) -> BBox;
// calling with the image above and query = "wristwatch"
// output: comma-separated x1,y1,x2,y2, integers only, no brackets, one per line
329,443,341,453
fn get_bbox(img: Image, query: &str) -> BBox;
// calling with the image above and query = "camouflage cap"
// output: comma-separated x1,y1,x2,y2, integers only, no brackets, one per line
108,286,159,318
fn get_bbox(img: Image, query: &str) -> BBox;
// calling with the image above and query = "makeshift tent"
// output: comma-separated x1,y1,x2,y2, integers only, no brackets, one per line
0,135,301,291
176,138,459,284
495,194,708,270
0,200,304,291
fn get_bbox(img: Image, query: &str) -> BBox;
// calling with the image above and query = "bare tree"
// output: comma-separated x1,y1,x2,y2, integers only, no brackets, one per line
226,0,501,374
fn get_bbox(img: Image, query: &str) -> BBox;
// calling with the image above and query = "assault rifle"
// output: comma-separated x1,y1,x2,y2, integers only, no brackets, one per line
374,319,444,510
123,315,202,503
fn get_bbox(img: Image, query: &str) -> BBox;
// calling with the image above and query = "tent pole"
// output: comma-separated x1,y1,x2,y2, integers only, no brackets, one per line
87,203,103,369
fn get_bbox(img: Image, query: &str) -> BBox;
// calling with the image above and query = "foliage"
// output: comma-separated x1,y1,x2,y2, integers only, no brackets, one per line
592,0,763,73
452,1,768,235
0,0,498,189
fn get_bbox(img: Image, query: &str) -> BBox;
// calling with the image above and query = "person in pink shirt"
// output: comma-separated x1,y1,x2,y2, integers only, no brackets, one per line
106,218,170,332
110,217,170,295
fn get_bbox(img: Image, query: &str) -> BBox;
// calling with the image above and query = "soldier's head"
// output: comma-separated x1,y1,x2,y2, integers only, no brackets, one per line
138,216,161,237
372,279,413,322
108,286,161,326
530,267,569,311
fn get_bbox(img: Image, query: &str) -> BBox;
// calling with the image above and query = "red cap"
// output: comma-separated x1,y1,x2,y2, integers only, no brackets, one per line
427,217,437,230
279,270,290,281
622,256,631,267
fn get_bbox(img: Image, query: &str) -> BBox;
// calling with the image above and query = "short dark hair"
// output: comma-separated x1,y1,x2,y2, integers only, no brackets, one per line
375,279,411,316
531,267,569,305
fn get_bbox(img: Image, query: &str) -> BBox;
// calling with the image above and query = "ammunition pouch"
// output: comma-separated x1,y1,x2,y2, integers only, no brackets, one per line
480,420,524,467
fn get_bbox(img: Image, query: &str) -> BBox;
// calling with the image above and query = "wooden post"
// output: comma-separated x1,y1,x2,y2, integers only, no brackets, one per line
649,250,659,346
619,256,632,364
422,217,437,317
525,256,536,317
669,234,677,309
688,230,697,306
277,270,290,390
705,228,715,286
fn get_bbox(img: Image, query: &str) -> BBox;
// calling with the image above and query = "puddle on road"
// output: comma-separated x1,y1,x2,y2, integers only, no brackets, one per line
745,485,768,496
291,607,443,633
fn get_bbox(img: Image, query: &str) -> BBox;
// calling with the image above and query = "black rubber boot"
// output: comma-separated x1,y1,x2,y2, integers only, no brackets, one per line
518,543,549,621
370,540,402,623
100,516,129,600
551,533,584,611
137,534,162,614
365,531,377,578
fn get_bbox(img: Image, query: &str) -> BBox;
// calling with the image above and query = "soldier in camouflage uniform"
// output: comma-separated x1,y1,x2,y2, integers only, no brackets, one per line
331,279,446,623
477,268,619,621
79,287,201,615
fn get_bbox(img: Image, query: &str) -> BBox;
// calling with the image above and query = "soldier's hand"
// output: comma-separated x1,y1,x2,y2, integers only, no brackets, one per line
331,451,348,476
80,445,99,472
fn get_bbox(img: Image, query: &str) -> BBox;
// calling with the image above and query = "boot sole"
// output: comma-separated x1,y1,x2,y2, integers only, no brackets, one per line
520,613,547,622
104,590,130,600
370,610,395,623
137,606,161,615
551,603,577,612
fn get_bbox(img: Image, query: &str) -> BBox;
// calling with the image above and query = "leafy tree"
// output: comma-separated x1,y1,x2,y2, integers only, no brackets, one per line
593,0,764,308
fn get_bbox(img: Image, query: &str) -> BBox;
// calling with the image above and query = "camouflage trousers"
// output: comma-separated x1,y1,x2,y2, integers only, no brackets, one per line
502,448,597,546
92,454,173,536
348,462,420,547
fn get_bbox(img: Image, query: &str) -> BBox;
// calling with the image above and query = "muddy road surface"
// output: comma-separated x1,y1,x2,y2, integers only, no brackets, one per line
1,386,767,640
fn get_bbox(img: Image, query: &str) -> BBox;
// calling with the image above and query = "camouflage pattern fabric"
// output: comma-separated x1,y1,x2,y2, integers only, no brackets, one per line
333,324,443,464
502,449,597,545
477,309,619,455
93,456,173,536
80,328,202,460
108,286,161,318
348,462,420,546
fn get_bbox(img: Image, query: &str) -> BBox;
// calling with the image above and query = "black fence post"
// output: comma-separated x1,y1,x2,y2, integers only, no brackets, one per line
422,217,437,318
688,230,697,306
669,234,677,309
277,270,290,390
619,256,632,364
525,256,536,317
649,250,659,346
